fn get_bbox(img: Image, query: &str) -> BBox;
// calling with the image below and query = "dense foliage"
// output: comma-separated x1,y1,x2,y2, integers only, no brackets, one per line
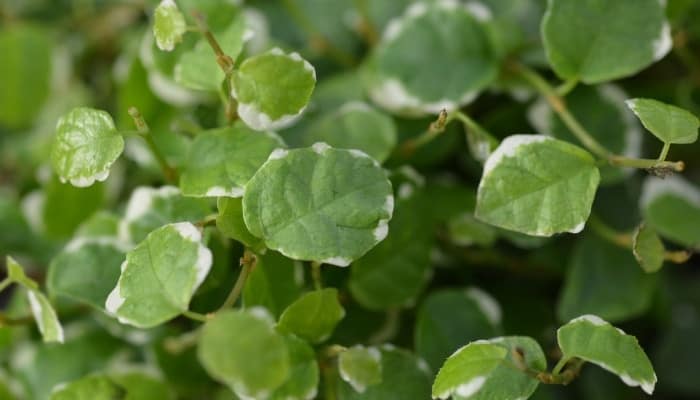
1,0,700,399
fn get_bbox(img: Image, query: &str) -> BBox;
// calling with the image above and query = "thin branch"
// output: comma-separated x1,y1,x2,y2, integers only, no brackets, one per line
219,248,256,310
128,107,179,183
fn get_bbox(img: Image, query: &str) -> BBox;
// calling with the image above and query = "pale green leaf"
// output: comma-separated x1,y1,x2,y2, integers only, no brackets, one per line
0,25,51,129
626,98,699,144
6,255,38,290
542,0,671,83
119,186,212,244
50,107,124,187
557,315,657,395
26,289,64,343
198,309,290,399
232,48,316,130
50,375,123,400
243,144,394,266
632,223,665,273
367,0,498,115
174,15,248,91
47,238,125,310
349,194,431,309
415,288,501,371
337,346,432,400
180,123,285,197
301,102,397,163
105,222,212,328
457,337,546,400
557,233,657,323
217,197,265,251
278,288,345,344
153,0,187,51
475,135,600,237
431,342,507,399
242,252,304,318
338,346,382,393
269,334,319,400
640,176,700,248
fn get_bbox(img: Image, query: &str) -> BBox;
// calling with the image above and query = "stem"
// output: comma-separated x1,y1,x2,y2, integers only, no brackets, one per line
182,310,209,322
191,11,234,74
311,261,323,290
556,78,578,96
512,62,687,173
195,214,218,229
220,249,256,310
0,313,34,327
400,109,449,156
128,107,178,183
0,277,13,293
658,142,671,162
665,250,692,263
587,215,633,248
164,328,201,354
552,357,570,376
369,308,400,344
352,0,379,45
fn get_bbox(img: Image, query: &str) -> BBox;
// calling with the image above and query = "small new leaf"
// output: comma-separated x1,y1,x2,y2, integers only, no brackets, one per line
105,222,212,328
153,0,187,51
338,346,382,393
632,223,665,273
557,315,657,394
50,107,124,187
278,288,345,344
626,98,699,144
432,341,507,399
232,48,316,130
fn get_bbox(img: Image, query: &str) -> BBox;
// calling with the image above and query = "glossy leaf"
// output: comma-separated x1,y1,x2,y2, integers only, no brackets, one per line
338,346,382,393
232,48,316,130
243,144,394,266
153,0,187,51
50,107,124,187
367,0,498,115
557,315,657,395
542,0,671,83
105,222,212,328
278,288,345,343
432,341,507,399
47,238,125,310
640,176,700,248
475,135,600,237
217,197,265,251
198,309,290,399
415,288,502,371
180,123,285,197
557,234,656,323
632,223,665,273
626,98,699,144
301,102,398,163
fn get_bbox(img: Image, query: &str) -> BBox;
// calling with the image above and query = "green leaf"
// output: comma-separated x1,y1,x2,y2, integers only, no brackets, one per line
0,25,52,129
119,186,212,244
242,252,304,318
431,341,507,399
557,233,656,323
43,178,105,239
337,346,432,400
50,375,124,400
632,223,665,273
300,102,398,163
47,238,126,310
269,334,319,400
447,213,498,247
105,222,212,328
232,48,316,130
153,0,187,51
542,0,671,83
110,371,175,399
528,84,641,185
50,107,124,187
557,315,657,394
349,194,431,309
367,1,498,115
6,255,38,290
626,98,699,144
457,337,546,400
278,288,345,344
415,288,502,371
26,289,64,343
174,15,248,91
217,197,265,251
640,176,700,248
243,144,394,266
198,309,290,399
338,346,382,393
475,135,600,237
180,122,286,197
